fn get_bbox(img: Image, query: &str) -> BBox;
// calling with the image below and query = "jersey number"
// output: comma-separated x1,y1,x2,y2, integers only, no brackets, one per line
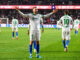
64,19,69,25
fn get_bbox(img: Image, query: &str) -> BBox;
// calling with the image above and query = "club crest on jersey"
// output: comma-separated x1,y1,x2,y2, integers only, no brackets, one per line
32,17,38,20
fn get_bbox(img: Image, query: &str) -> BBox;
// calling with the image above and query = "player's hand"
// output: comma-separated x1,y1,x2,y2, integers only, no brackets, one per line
52,9,58,14
70,28,72,31
27,30,29,35
42,28,44,33
15,6,19,10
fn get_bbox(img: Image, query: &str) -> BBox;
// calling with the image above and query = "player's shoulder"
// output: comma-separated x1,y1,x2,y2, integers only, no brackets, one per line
12,19,15,21
60,15,64,19
14,18,17,20
76,19,79,21
67,15,72,19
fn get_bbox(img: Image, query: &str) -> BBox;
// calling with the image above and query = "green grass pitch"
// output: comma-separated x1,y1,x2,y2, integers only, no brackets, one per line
0,27,80,60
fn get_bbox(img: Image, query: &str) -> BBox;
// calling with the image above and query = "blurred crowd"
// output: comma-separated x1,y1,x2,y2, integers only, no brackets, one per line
0,0,80,5
0,9,80,24
0,0,80,24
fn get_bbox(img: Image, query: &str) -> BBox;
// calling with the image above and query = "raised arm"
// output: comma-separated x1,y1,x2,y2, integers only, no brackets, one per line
15,6,29,18
42,9,58,18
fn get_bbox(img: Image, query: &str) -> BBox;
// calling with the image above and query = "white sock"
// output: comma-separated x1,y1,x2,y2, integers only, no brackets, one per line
30,54,32,56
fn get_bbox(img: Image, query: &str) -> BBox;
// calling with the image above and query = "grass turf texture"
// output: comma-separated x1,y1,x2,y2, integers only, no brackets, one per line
0,27,80,60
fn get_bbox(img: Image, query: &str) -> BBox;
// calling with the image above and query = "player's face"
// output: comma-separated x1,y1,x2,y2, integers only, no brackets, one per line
33,8,38,14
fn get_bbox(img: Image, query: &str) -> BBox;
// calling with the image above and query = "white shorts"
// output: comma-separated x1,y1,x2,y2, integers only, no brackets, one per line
12,27,18,32
74,25,79,30
30,30,41,41
62,27,70,40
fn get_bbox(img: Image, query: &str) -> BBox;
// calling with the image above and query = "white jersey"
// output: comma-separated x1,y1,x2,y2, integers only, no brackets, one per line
29,17,43,30
12,19,18,28
18,10,53,31
29,14,42,31
74,19,80,26
59,15,73,28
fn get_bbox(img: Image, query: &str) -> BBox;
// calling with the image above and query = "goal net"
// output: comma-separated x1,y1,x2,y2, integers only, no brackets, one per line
0,18,9,27
0,18,9,24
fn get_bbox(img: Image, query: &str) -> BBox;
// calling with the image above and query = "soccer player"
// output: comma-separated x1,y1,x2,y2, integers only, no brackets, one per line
27,18,44,53
0,19,1,32
11,17,19,40
58,10,73,52
15,6,57,58
74,17,80,35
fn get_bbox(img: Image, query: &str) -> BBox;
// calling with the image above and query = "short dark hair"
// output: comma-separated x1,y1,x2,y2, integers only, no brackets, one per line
64,10,69,14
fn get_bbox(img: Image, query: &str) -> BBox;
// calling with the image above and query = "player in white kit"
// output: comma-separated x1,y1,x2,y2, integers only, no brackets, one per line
15,7,57,58
27,18,44,53
58,10,73,52
74,17,80,35
11,17,19,40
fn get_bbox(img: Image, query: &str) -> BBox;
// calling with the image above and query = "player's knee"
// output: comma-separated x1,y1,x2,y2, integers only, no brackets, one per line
36,41,39,44
30,41,33,45
62,37,65,40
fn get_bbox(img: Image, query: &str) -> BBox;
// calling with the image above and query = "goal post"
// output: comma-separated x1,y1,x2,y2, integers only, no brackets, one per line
0,18,9,24
0,18,9,27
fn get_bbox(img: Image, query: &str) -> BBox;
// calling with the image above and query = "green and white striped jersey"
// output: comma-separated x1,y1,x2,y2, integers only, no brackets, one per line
74,19,80,26
59,15,73,28
12,19,18,27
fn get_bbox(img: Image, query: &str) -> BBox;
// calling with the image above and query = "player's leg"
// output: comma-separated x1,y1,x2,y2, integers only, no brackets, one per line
75,26,78,35
36,41,42,58
29,40,33,58
75,29,77,35
65,30,70,52
36,31,42,58
16,28,18,39
62,29,66,51
33,40,37,53
29,30,35,58
76,27,78,34
12,28,15,39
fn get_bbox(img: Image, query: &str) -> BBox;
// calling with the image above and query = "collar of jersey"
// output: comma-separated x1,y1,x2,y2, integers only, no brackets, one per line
32,13,37,15
64,14,68,16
